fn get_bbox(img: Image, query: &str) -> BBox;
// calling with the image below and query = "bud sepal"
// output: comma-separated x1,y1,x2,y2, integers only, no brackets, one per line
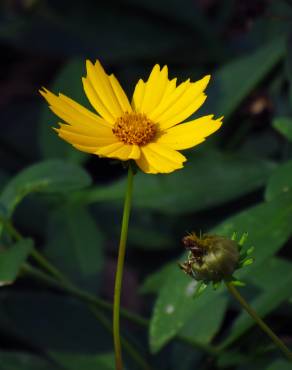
179,232,254,289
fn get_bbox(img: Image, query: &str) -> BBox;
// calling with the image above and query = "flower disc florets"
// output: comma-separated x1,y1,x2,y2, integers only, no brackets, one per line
180,233,240,283
112,112,157,145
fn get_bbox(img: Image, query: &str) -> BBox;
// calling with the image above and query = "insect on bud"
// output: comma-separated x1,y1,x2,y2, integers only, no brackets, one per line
180,233,240,283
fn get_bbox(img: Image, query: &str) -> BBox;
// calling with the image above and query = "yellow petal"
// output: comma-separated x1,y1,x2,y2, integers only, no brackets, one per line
148,79,190,121
57,126,117,147
153,77,177,109
131,65,170,114
109,74,132,112
152,75,210,129
84,60,124,120
140,65,169,114
56,118,112,136
40,88,110,128
134,150,159,174
157,115,223,150
95,142,141,160
48,106,111,138
136,143,186,174
82,77,116,124
54,118,117,155
158,94,207,130
132,79,146,112
72,144,102,154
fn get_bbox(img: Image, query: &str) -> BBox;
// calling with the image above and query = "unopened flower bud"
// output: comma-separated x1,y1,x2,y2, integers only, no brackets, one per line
180,233,240,283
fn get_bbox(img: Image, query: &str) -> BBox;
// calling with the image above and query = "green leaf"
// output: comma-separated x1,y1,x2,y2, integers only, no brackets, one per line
222,258,292,348
38,59,88,163
273,117,292,142
75,150,273,215
266,359,292,370
148,192,292,353
149,267,224,353
140,262,176,294
0,239,33,286
217,350,248,368
247,257,292,289
209,37,285,120
213,191,292,271
265,160,292,201
44,206,104,291
49,352,115,370
0,352,59,370
178,295,227,344
0,160,91,218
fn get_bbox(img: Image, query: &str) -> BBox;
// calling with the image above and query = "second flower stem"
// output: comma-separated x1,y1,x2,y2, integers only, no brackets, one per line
113,164,135,370
225,281,292,361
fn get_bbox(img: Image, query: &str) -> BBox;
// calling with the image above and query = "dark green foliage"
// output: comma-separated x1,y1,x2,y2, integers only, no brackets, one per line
1,1,292,369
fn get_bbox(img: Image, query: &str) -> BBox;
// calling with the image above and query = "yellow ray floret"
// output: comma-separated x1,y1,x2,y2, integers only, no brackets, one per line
40,60,222,174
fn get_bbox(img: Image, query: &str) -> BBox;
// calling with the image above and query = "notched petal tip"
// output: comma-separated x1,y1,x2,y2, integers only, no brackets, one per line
86,59,93,68
94,59,103,67
52,124,65,135
213,116,224,129
161,65,168,74
152,63,161,71
39,87,50,97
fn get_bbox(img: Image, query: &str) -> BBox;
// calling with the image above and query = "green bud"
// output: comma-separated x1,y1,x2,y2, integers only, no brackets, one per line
181,233,240,283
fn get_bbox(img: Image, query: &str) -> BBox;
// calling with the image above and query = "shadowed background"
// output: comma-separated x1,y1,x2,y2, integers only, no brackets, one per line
0,1,292,370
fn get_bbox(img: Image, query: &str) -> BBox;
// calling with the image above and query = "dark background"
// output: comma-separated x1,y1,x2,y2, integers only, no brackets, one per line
1,1,292,370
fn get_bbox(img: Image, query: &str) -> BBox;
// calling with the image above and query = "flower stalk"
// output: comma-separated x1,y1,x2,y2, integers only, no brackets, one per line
180,232,292,361
225,281,292,362
113,163,135,370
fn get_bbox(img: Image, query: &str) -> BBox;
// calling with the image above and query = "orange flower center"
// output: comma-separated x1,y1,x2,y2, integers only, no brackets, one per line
112,112,157,145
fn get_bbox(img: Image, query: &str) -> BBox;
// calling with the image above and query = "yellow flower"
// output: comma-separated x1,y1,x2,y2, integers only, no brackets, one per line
40,60,222,174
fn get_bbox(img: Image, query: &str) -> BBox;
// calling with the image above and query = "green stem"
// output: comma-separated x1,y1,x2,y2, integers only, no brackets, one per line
30,249,69,284
90,306,153,370
0,215,70,285
0,215,22,241
22,264,151,370
225,282,292,362
3,214,219,358
22,264,219,356
22,263,146,326
113,164,134,370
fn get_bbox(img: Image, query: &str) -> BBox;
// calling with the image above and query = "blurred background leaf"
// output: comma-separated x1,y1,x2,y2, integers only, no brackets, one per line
265,160,292,201
38,59,88,163
75,150,274,215
266,359,292,370
44,205,105,291
0,239,32,285
273,117,292,142
207,37,285,120
49,352,115,370
0,352,60,370
1,0,292,369
0,160,92,218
